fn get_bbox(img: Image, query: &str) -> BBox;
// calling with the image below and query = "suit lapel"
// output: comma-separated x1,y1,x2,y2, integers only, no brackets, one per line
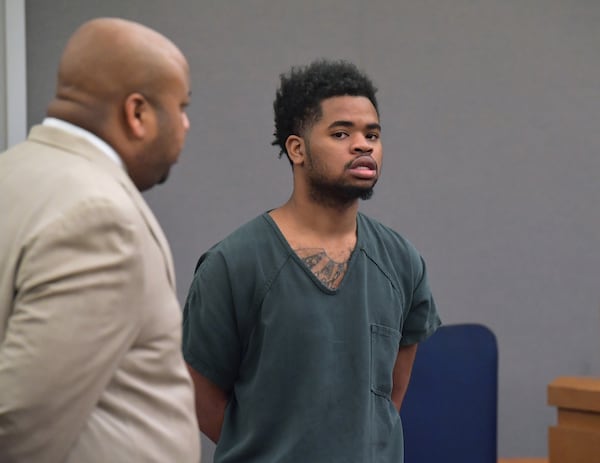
125,188,177,288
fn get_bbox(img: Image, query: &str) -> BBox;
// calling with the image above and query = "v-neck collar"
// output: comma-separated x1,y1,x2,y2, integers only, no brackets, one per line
262,212,362,294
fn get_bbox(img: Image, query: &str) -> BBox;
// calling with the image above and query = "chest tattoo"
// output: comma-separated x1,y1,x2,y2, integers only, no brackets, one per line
295,248,351,290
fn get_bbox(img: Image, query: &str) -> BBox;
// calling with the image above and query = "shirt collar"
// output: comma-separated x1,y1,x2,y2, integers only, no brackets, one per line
42,117,124,169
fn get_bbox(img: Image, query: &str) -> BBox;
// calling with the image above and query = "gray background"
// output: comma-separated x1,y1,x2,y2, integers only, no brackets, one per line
0,2,5,146
24,0,600,460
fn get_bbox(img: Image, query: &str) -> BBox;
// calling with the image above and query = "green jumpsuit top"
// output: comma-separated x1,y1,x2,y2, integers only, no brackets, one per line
183,212,441,463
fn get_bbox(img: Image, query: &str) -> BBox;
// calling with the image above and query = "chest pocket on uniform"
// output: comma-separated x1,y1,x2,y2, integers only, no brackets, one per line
370,324,401,399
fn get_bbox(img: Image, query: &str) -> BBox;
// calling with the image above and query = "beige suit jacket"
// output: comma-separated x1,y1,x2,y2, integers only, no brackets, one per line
0,126,200,462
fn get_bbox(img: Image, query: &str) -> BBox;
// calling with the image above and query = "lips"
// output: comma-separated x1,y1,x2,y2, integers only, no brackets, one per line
347,155,378,180
349,156,377,171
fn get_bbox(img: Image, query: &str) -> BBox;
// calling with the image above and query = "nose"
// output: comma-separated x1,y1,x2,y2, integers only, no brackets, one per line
351,134,373,155
182,112,190,131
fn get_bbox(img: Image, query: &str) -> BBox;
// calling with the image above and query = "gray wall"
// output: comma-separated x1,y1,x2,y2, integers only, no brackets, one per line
0,1,5,149
25,0,600,460
2,0,27,149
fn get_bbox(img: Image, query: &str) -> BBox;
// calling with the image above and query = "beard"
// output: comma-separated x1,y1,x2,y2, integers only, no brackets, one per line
308,178,375,205
305,150,377,208
157,169,170,185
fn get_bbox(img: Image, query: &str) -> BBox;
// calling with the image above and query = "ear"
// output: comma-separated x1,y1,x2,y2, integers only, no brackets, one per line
285,135,306,167
123,92,152,139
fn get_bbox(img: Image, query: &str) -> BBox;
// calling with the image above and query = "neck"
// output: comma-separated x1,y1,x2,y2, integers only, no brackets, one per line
273,192,359,238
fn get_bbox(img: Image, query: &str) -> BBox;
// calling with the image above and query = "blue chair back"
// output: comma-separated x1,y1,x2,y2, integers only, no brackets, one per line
400,323,498,463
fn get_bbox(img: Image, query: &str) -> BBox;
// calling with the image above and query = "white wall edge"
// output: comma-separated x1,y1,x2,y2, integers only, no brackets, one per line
4,0,27,146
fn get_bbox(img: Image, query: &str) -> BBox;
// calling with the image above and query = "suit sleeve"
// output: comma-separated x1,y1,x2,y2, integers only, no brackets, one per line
0,197,144,463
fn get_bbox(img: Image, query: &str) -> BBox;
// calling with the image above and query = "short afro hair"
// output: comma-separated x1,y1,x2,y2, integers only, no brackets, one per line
272,59,378,163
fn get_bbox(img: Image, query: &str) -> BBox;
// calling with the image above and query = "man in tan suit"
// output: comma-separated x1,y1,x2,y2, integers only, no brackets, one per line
0,18,200,462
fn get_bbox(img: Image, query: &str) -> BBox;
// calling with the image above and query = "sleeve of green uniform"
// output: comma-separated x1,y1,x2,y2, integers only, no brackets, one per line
400,255,441,346
182,251,241,391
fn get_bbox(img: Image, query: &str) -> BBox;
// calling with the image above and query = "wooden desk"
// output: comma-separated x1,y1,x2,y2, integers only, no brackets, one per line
547,376,600,463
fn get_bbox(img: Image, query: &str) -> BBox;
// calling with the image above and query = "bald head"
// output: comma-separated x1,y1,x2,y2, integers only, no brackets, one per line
48,18,187,127
47,18,192,191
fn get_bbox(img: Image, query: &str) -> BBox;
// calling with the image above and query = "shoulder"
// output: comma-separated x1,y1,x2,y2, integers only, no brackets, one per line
219,214,277,249
193,213,290,286
3,141,141,244
200,213,286,262
358,213,421,260
357,213,425,281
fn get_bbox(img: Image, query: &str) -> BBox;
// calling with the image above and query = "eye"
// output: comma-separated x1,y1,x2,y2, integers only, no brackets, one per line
366,132,380,141
332,131,349,139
